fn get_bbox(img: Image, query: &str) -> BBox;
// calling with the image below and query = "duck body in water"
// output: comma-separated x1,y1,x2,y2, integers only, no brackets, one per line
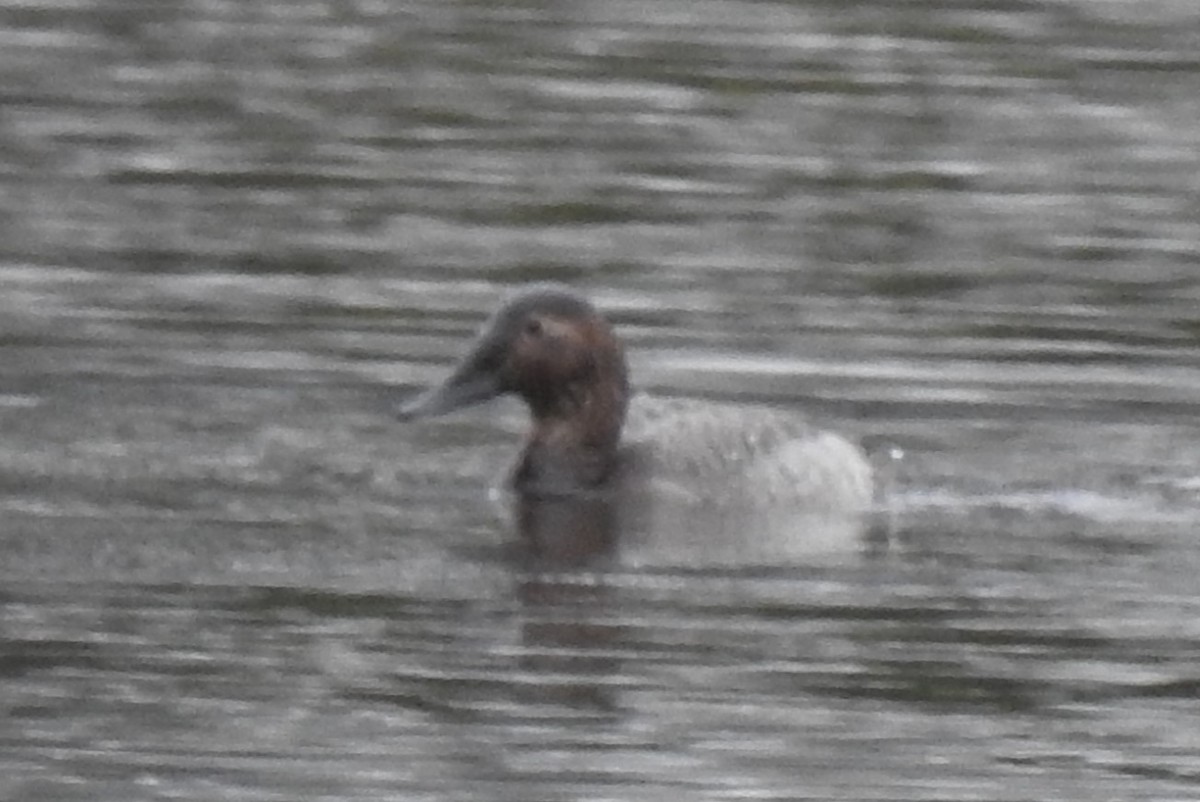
397,285,873,533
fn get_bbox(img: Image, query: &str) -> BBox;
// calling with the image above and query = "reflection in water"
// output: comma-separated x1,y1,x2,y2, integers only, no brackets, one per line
515,574,624,715
515,493,621,567
513,486,873,571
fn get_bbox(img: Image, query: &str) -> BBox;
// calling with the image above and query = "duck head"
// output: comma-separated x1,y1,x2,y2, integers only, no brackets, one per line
399,285,630,493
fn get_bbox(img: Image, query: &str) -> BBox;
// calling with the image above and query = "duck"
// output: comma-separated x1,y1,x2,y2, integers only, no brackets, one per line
397,284,874,529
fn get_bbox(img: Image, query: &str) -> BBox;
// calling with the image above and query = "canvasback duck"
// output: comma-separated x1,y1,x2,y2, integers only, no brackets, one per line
398,285,873,521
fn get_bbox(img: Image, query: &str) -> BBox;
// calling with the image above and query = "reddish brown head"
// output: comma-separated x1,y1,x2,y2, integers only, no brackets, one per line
399,285,629,494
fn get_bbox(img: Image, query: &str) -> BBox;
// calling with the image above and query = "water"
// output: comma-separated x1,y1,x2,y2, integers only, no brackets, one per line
2,0,1199,799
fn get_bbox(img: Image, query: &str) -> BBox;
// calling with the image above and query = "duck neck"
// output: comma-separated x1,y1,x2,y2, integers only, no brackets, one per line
516,357,629,494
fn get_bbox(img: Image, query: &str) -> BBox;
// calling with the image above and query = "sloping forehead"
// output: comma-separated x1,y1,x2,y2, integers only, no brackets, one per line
496,285,597,323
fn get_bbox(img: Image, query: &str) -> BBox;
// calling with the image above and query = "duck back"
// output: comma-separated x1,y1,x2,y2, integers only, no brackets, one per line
619,394,873,513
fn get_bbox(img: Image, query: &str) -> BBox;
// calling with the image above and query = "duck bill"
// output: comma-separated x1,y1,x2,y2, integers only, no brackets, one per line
396,360,504,420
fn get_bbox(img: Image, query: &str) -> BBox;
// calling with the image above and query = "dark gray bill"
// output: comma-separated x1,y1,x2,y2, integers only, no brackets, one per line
396,364,503,420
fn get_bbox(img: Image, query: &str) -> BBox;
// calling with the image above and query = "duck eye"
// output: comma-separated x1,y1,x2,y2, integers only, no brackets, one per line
523,317,543,337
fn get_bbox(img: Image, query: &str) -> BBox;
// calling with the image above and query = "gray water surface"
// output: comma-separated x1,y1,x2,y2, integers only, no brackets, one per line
2,1,1200,800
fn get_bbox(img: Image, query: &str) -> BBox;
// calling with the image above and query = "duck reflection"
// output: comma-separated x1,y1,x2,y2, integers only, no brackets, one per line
514,492,620,567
